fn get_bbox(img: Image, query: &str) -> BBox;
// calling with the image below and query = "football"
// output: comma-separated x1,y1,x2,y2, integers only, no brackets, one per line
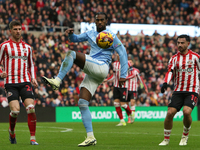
96,31,113,49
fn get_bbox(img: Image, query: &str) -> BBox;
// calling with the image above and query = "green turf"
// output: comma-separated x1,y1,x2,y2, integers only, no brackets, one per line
0,121,199,150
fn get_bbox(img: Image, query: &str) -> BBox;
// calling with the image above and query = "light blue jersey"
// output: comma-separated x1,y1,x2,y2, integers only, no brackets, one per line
69,29,128,78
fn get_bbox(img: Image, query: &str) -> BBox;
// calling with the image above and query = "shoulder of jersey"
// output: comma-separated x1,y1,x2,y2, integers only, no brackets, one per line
0,40,10,48
135,68,140,73
21,41,31,47
114,61,120,64
86,30,95,34
189,49,200,57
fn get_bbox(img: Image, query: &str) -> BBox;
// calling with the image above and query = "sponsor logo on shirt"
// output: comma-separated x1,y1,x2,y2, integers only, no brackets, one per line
177,67,193,73
10,55,28,60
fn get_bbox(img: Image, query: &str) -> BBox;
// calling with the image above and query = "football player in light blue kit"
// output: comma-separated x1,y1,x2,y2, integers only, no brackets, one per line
42,12,128,147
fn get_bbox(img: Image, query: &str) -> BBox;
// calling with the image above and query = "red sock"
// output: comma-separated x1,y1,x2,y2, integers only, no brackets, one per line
115,107,123,119
9,114,17,138
123,105,132,116
27,113,37,136
9,114,17,132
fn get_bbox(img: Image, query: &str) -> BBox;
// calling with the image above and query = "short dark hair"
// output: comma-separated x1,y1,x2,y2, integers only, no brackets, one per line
95,12,108,19
9,20,21,29
177,34,190,42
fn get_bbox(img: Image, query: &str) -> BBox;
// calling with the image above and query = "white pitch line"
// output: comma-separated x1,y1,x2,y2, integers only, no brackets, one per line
0,126,73,133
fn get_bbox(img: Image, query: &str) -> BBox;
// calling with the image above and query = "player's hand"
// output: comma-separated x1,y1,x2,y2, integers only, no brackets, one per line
119,78,126,87
65,28,74,34
31,78,38,88
103,79,108,82
0,71,7,78
161,83,167,93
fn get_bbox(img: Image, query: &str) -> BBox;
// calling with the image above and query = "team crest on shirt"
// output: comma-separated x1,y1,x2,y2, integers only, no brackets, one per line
22,49,27,56
187,60,193,65
22,48,27,53
7,92,13,97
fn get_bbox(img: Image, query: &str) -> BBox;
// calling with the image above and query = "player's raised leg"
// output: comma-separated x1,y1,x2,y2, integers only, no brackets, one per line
42,51,85,91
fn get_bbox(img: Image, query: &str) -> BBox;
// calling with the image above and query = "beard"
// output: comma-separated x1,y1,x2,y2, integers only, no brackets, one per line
97,26,105,32
178,47,187,53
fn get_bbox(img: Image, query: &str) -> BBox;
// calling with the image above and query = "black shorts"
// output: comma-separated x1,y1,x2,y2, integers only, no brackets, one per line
5,82,35,103
113,87,128,102
169,91,198,111
127,91,137,101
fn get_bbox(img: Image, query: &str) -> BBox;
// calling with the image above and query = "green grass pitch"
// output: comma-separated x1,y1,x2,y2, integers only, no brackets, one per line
0,121,200,150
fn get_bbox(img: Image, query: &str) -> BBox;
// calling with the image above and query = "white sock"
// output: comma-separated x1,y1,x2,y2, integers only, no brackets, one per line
120,119,125,122
87,132,94,137
131,106,135,111
55,77,61,83
183,126,191,136
30,136,36,140
164,129,171,140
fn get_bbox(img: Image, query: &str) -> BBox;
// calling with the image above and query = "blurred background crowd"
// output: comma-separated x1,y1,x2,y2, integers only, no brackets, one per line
0,0,200,108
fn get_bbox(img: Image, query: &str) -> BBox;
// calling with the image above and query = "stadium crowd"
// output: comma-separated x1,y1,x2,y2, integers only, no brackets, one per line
0,0,200,108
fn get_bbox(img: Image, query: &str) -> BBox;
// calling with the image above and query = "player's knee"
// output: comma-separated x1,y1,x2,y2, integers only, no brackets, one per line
166,110,176,118
66,50,76,60
26,104,35,114
114,102,120,107
78,99,89,107
10,110,20,118
183,109,191,117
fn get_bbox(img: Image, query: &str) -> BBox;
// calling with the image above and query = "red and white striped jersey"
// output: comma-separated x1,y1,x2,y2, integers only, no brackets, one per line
125,67,147,91
107,61,130,88
107,61,125,87
0,39,36,84
164,49,200,93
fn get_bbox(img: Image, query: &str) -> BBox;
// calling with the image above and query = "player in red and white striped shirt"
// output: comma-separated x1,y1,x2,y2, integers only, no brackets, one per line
159,35,200,146
126,59,148,123
0,21,39,145
105,54,133,126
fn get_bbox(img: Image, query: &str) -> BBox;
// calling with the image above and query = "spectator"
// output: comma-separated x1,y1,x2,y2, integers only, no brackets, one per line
36,0,44,9
57,10,66,26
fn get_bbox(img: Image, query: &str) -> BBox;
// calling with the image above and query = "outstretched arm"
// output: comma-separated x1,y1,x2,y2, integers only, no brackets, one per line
66,28,88,42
